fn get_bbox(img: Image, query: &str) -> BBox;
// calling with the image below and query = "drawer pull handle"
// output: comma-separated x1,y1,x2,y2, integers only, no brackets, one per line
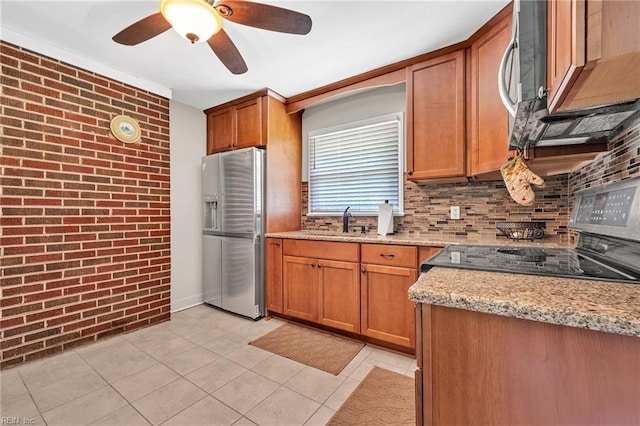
380,253,395,259
270,242,280,246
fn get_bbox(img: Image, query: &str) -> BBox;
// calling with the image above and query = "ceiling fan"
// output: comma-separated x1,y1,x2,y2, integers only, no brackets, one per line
112,0,312,75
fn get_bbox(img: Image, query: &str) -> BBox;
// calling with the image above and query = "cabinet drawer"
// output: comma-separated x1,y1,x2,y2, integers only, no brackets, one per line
283,239,359,262
361,244,417,268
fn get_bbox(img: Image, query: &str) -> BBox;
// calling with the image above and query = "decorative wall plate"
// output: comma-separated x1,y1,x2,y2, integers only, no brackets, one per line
110,115,141,143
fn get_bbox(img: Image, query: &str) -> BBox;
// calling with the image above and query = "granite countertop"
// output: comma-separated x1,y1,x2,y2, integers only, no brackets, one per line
409,267,640,338
265,230,569,249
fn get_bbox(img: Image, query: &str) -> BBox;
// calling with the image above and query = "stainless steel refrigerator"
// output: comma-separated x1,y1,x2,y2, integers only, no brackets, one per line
202,147,265,319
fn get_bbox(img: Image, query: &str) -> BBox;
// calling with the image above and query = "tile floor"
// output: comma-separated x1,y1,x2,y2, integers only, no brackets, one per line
0,304,416,426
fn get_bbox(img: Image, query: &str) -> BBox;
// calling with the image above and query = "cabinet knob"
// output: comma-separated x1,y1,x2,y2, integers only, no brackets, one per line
361,268,366,274
407,171,413,176
228,144,232,148
311,263,316,268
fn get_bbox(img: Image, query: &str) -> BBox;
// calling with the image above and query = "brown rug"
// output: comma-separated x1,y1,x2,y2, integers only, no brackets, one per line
327,366,415,426
249,323,364,375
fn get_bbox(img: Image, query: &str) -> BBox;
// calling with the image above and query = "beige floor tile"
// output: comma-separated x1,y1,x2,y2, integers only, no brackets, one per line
185,358,247,393
251,355,305,385
132,378,206,425
180,304,221,321
111,363,179,402
163,396,241,426
159,346,220,376
134,334,198,359
406,359,418,376
123,326,176,347
367,347,415,370
212,371,279,415
202,333,249,356
203,314,253,332
78,339,157,383
246,387,320,426
0,393,46,425
224,344,272,369
285,367,345,404
181,325,229,346
42,386,127,426
337,352,368,378
30,369,106,412
349,358,406,381
230,320,281,341
304,406,336,426
232,417,257,426
90,404,151,425
18,351,93,390
323,377,360,411
0,368,29,403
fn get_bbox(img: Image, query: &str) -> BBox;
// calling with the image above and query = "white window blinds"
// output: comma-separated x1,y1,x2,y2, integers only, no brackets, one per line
308,113,404,215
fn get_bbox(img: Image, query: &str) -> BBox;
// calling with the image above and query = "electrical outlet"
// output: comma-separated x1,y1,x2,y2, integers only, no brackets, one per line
450,206,461,220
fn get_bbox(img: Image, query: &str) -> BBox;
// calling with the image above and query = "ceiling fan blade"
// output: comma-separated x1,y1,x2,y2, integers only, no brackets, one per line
207,29,248,75
112,12,172,46
214,1,312,35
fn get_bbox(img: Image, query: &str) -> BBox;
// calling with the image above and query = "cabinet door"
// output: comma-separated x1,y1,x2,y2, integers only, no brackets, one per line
469,13,512,175
235,97,263,149
547,0,586,113
266,238,283,314
361,264,417,348
406,50,465,180
318,259,360,333
207,107,234,154
283,255,318,321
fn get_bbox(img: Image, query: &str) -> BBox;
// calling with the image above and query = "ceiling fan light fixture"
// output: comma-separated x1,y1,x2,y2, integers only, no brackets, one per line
160,0,222,44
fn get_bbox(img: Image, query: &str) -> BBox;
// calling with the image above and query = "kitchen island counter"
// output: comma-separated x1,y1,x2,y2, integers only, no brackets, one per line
409,267,640,337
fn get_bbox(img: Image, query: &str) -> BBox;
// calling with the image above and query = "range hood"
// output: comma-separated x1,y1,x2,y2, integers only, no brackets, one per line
498,0,640,152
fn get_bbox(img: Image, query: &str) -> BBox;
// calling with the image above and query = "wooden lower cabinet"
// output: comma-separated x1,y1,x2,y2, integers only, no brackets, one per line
318,260,360,333
282,255,318,321
282,254,360,333
361,264,417,348
416,304,640,425
265,238,283,314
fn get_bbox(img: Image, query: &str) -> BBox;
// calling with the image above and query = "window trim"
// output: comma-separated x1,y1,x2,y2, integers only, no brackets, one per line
307,112,404,217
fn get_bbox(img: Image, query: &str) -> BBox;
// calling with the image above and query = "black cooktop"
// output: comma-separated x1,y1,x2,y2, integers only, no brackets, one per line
421,244,640,284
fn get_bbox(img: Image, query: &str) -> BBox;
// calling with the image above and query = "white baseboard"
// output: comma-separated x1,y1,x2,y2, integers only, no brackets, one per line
171,294,203,313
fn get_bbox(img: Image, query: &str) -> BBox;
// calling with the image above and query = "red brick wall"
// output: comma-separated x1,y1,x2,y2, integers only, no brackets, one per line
1,41,171,369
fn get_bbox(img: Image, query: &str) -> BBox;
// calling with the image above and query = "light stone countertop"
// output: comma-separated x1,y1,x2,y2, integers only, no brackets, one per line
265,230,570,249
409,267,640,337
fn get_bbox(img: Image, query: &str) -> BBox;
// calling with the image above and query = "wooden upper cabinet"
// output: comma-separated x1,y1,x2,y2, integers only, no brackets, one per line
548,0,640,112
547,0,586,113
234,97,263,149
469,12,512,176
406,50,466,181
205,94,265,154
207,107,233,154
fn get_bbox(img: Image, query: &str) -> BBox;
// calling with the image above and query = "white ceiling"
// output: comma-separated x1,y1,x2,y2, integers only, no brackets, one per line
0,0,510,110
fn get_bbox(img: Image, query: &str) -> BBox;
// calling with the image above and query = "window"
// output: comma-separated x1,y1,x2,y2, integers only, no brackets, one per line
308,113,404,215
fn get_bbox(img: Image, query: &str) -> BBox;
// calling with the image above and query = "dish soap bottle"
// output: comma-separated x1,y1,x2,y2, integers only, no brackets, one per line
377,200,393,236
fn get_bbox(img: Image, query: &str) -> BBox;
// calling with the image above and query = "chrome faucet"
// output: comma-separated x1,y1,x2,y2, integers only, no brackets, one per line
342,206,351,233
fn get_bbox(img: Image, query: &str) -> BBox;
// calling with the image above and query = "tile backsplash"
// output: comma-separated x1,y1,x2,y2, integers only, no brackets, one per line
569,121,639,192
302,119,640,245
302,175,571,244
